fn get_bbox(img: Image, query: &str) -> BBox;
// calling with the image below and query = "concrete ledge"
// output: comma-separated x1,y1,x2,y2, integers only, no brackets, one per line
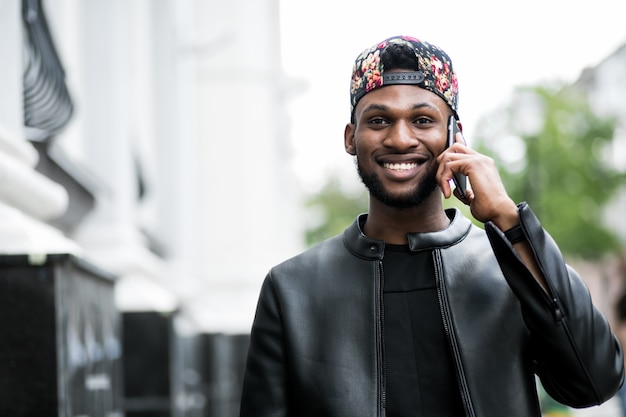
0,149,69,220
0,124,38,167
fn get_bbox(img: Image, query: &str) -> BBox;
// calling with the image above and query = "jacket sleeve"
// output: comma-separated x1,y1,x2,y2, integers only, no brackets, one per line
485,202,624,408
240,272,289,417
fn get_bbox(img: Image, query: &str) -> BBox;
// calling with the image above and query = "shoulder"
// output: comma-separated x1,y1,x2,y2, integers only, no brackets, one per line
271,233,346,278
443,220,502,275
257,234,356,303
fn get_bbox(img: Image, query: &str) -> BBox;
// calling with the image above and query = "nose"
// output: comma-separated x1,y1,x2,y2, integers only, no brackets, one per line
382,120,418,151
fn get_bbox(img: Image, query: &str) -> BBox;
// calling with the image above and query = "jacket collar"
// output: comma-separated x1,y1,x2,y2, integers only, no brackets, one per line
343,208,472,260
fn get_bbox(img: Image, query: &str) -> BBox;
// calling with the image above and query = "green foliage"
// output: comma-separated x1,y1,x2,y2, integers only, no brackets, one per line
304,176,368,247
475,84,626,259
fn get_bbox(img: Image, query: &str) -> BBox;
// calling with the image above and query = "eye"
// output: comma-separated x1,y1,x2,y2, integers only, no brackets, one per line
368,117,389,125
413,116,432,125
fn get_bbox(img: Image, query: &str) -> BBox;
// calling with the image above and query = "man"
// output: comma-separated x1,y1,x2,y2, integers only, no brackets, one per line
239,35,624,417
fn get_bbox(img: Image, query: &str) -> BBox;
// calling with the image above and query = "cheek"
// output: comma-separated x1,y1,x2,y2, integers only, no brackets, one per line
352,133,377,154
426,132,447,156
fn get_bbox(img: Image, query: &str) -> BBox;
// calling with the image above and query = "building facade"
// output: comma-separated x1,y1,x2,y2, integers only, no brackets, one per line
0,0,304,415
1,0,304,332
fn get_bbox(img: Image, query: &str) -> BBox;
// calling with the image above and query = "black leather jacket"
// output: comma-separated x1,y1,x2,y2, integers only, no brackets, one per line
240,203,624,417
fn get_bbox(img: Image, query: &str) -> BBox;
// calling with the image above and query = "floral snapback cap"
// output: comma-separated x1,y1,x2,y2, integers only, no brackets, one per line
349,35,459,118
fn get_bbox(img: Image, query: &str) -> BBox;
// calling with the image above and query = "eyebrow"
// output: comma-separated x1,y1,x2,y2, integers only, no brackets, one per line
411,102,440,112
361,103,389,113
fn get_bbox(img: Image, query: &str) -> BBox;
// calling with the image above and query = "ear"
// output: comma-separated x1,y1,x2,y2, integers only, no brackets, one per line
344,123,356,155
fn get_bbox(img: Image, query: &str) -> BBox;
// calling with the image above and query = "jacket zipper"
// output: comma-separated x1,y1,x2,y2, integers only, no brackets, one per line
377,260,386,417
434,251,475,417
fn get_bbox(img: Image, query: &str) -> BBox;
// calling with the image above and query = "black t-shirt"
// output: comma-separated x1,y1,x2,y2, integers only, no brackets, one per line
382,244,464,417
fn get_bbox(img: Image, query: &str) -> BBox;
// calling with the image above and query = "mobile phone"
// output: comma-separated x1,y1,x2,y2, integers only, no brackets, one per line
446,115,467,201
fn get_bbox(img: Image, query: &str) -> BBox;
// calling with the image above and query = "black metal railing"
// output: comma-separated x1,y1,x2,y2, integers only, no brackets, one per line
22,0,73,140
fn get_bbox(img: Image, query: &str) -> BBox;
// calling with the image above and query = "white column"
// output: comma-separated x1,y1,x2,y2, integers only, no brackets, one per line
0,0,75,255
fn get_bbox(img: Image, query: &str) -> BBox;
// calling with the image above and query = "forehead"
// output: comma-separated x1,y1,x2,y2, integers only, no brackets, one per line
355,84,450,116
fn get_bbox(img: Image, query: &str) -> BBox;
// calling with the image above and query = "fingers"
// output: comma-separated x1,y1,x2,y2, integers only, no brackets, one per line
438,140,517,222
455,131,466,146
438,160,470,204
436,146,470,197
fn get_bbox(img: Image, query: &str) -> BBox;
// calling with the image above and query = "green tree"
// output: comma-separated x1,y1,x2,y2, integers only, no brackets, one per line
475,83,625,259
304,175,368,247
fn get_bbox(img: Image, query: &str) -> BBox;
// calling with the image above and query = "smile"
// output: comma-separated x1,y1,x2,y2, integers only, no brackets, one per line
383,162,418,171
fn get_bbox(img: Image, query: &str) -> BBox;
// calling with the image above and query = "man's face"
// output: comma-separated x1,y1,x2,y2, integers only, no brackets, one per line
345,84,451,209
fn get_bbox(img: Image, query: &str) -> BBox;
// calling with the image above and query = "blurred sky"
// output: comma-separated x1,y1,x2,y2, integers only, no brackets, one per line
279,0,626,192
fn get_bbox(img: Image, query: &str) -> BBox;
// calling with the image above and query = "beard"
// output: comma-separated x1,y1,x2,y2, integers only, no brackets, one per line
357,158,438,209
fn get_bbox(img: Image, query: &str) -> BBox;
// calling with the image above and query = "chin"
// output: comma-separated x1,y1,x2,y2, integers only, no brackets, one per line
357,157,439,209
360,172,438,210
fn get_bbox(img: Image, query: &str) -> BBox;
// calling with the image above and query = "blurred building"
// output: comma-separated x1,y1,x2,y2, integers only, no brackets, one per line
564,43,626,325
0,0,304,415
0,0,304,331
574,43,626,248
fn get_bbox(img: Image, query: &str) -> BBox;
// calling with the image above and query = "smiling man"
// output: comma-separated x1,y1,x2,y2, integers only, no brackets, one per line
239,35,624,417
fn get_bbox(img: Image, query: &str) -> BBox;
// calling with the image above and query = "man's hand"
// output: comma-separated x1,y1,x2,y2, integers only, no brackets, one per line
436,133,518,231
436,133,550,293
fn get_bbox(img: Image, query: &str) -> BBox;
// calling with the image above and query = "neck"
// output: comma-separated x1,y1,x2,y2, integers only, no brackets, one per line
363,193,450,245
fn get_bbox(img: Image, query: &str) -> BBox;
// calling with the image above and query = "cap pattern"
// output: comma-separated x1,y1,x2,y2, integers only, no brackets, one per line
349,35,459,117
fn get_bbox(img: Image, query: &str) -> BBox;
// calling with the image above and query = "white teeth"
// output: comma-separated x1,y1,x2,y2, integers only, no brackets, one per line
384,162,417,171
